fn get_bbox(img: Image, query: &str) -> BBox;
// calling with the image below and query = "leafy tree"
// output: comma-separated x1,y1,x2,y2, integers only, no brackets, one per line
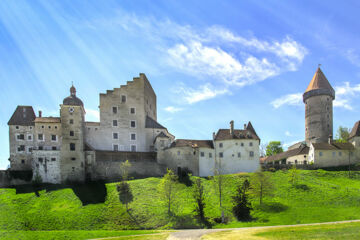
266,141,283,156
120,160,132,181
117,181,133,211
288,165,299,186
335,126,350,143
232,179,252,221
158,169,178,214
192,178,209,227
249,171,274,205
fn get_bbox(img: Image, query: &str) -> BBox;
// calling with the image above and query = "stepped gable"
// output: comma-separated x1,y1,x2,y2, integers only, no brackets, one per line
303,67,335,102
170,139,214,149
145,116,165,129
349,121,360,139
8,106,36,126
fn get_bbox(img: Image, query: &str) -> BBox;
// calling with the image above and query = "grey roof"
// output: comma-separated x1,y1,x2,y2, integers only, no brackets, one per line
170,139,214,149
34,117,60,123
215,122,260,141
303,67,335,102
264,144,309,163
313,142,354,151
145,116,166,129
63,95,84,106
8,106,36,126
349,121,360,139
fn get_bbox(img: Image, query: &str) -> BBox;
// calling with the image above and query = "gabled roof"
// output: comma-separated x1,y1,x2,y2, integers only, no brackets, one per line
305,67,334,93
8,106,36,126
170,139,214,149
34,117,60,123
145,116,166,129
263,145,309,163
215,128,260,141
349,121,360,139
246,121,259,140
312,142,354,151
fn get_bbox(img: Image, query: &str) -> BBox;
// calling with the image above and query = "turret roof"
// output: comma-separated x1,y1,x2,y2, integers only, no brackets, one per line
349,121,360,139
305,67,334,93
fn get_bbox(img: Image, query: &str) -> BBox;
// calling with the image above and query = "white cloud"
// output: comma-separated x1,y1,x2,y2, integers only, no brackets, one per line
283,140,302,149
164,106,183,113
176,84,229,104
271,82,360,110
271,93,302,108
285,131,292,137
86,108,99,122
344,49,360,67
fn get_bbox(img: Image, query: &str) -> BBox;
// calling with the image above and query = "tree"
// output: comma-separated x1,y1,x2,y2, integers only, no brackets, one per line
288,165,299,186
335,126,350,143
117,181,133,211
266,141,283,156
158,169,178,214
249,171,274,205
120,160,132,181
213,156,226,223
192,178,209,227
232,179,252,221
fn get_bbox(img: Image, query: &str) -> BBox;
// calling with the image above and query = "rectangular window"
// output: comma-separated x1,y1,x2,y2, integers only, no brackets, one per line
69,119,74,124
241,143,244,147
339,152,342,156
332,152,336,157
70,131,74,136
113,133,118,139
27,147,33,153
38,134,44,141
121,95,126,103
200,152,204,157
219,143,223,148
113,120,118,127
219,152,223,158
249,142,253,147
71,158,76,161
209,153,212,158
52,146,57,150
250,151,254,157
130,107,136,114
131,133,136,140
21,160,25,164
319,152,323,157
38,158,43,163
112,106,117,114
27,134,33,141
70,143,76,151
113,144,119,151
131,145,136,152
17,145,25,152
38,146,43,150
16,134,25,140
238,152,241,158
51,135,57,141
51,158,56,161
130,120,136,128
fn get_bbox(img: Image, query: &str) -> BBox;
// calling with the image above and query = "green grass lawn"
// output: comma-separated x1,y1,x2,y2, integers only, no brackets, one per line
1,170,360,231
0,230,164,240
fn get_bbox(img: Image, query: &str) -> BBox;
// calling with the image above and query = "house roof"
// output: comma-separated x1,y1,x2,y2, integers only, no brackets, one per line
215,122,260,141
349,121,360,139
8,106,36,126
145,116,166,129
34,117,60,123
263,145,309,163
312,142,354,151
305,67,334,93
63,85,84,106
170,139,214,149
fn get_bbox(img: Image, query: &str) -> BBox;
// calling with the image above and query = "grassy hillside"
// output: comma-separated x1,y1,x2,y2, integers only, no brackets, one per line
1,170,360,231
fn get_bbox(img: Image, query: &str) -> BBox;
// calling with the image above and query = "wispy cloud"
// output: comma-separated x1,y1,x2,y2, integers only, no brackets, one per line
164,106,183,113
271,82,360,110
175,83,229,104
285,131,292,137
90,13,307,104
85,108,100,122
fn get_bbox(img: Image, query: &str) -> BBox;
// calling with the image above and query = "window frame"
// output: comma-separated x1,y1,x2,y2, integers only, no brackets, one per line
113,132,119,140
38,133,45,141
130,120,136,128
130,107,136,115
130,133,136,141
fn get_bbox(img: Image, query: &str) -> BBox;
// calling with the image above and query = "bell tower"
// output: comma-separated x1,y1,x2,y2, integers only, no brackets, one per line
303,67,335,145
60,84,86,183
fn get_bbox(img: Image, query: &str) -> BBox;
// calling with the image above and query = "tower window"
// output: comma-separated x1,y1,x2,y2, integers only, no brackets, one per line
70,131,74,136
51,158,56,161
238,152,241,158
70,143,76,151
112,106,117,114
249,142,253,147
121,95,126,103
131,133,136,140
113,120,118,127
130,108,136,114
52,146,57,150
69,119,74,124
21,160,25,164
113,133,118,139
71,158,76,161
130,120,136,128
209,153,212,158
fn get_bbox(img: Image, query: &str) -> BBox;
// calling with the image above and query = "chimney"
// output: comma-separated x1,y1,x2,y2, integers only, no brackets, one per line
230,120,234,136
244,124,247,130
39,110,42,118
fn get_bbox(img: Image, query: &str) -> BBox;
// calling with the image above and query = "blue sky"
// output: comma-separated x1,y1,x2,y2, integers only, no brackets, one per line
1,0,360,169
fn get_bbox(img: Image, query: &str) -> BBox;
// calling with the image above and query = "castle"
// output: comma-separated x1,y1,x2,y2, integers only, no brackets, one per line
263,67,360,167
7,73,260,184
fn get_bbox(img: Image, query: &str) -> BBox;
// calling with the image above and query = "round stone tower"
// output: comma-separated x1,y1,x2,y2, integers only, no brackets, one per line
303,67,335,145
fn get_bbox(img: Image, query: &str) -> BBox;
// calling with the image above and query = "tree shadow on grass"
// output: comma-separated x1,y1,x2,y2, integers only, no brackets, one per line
257,202,288,213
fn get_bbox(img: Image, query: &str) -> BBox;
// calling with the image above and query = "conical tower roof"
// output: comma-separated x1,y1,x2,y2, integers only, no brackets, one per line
303,67,335,102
